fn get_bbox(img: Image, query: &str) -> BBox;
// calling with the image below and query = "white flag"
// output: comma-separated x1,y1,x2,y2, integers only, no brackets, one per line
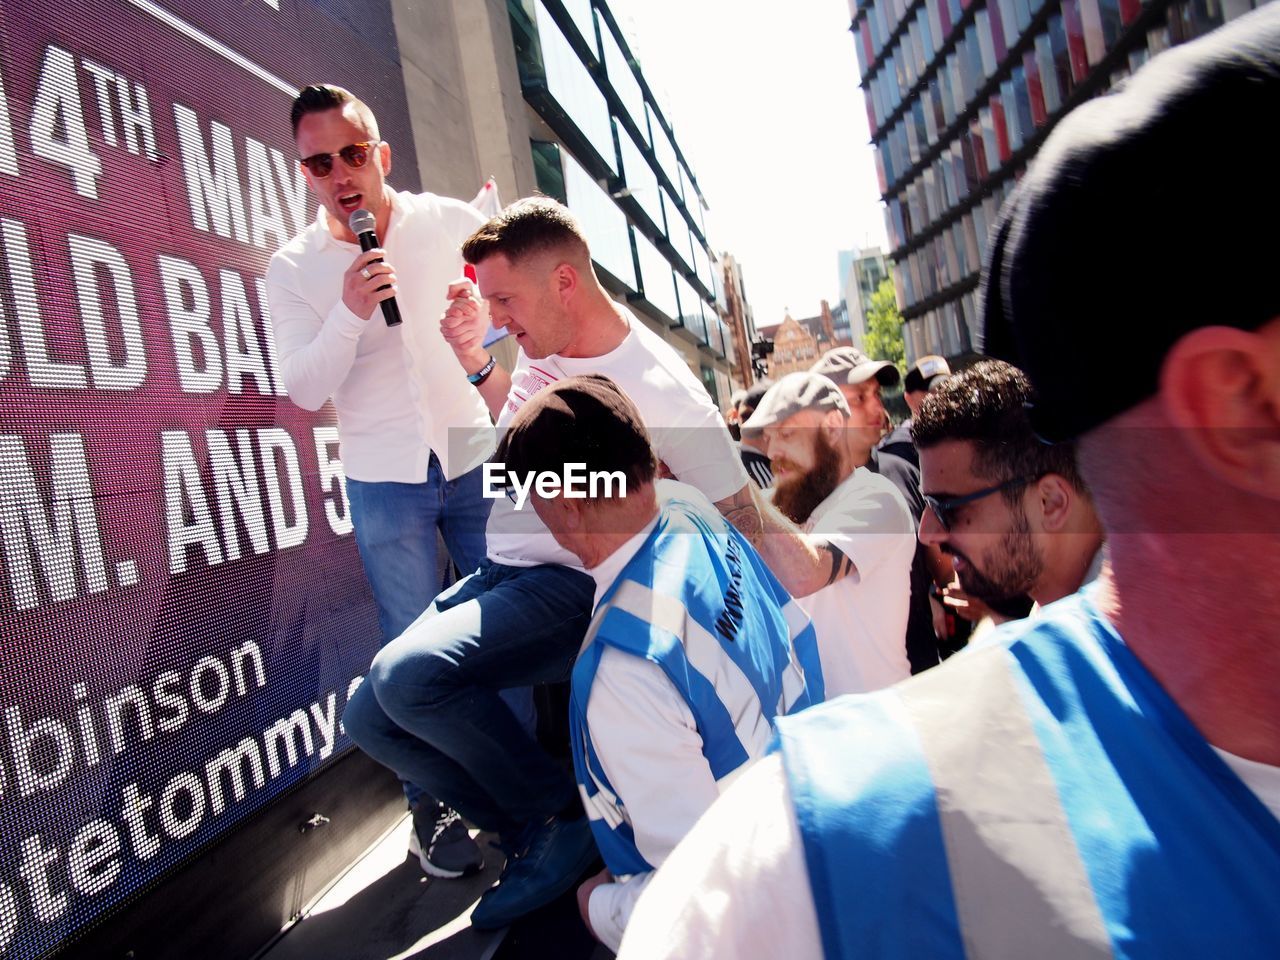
470,177,502,217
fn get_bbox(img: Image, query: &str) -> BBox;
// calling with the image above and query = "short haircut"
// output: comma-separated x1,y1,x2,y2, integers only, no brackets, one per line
914,360,1086,496
462,197,590,267
496,374,656,503
290,84,379,139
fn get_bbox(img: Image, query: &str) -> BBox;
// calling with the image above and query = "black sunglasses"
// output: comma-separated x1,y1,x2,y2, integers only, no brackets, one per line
923,475,1040,531
299,140,381,178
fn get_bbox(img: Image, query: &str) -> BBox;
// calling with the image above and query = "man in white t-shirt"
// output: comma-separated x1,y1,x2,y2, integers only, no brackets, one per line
742,372,915,695
341,198,763,929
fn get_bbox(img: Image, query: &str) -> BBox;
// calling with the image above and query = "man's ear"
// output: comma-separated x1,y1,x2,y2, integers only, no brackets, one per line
378,140,392,177
822,408,846,445
1158,320,1280,499
554,262,578,305
1034,474,1074,532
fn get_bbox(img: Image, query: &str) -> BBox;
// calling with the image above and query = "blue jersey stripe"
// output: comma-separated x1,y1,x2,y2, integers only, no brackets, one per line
778,694,964,960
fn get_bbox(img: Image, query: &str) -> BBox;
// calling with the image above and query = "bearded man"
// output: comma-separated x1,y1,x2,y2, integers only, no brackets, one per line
744,373,915,695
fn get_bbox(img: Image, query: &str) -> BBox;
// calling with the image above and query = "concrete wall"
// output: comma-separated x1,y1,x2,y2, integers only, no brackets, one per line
389,0,536,205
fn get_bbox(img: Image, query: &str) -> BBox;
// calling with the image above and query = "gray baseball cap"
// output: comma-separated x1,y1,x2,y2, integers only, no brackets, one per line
742,372,850,431
811,346,901,387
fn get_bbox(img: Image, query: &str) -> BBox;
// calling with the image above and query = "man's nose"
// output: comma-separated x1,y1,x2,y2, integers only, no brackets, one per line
918,504,946,546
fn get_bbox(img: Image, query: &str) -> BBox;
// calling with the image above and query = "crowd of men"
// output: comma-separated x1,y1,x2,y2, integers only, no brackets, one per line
268,5,1278,956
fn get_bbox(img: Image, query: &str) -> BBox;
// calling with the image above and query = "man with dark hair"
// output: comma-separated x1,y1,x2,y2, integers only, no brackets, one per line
743,372,914,696
620,7,1280,956
497,374,821,952
914,359,1104,614
266,85,502,878
341,197,760,928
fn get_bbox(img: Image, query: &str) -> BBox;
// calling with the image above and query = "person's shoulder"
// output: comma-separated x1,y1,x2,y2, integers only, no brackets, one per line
775,691,939,822
267,220,327,276
875,449,919,482
834,468,914,522
613,315,711,397
987,587,1117,658
400,190,485,223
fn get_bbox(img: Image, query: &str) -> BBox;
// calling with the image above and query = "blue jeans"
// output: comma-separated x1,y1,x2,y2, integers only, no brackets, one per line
343,560,595,836
346,458,535,807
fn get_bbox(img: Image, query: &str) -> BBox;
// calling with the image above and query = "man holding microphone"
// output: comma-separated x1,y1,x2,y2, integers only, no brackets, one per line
266,84,505,880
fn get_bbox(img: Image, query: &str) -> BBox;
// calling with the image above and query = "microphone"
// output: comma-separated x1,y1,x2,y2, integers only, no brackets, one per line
348,208,402,327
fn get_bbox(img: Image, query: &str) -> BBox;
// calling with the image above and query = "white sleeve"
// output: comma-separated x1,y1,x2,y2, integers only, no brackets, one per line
587,648,723,870
616,755,825,960
648,378,749,503
813,484,915,582
264,256,366,411
588,872,655,954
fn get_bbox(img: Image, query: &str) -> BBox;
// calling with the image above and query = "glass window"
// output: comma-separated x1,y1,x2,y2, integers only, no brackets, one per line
648,106,681,193
919,8,936,62
988,96,1010,165
600,23,647,140
1097,0,1125,48
674,273,707,342
530,139,566,203
664,187,694,272
634,228,678,322
976,11,998,77
618,127,663,229
996,0,1020,50
560,0,597,53
562,151,636,290
988,3,1009,63
1077,0,1107,65
679,164,694,212
1014,0,1033,33
1024,48,1049,125
1047,14,1076,108
534,2,617,174
1011,65,1034,144
1061,0,1091,84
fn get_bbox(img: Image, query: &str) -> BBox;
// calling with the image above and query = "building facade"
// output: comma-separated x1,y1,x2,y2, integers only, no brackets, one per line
759,301,848,377
848,0,1268,363
505,0,737,402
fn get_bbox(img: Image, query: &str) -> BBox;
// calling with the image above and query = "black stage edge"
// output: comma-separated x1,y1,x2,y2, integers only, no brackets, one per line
60,750,405,960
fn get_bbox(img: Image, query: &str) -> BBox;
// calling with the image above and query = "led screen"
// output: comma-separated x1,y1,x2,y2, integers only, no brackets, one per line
0,1,418,955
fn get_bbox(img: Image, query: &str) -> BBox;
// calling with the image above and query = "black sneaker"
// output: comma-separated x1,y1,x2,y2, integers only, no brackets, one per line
408,803,484,878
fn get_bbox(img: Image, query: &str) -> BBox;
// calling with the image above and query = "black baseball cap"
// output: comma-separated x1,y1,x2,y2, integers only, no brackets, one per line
495,374,656,496
980,4,1280,441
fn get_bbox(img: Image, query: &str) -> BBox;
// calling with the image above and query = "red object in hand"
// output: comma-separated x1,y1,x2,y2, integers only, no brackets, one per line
464,263,477,284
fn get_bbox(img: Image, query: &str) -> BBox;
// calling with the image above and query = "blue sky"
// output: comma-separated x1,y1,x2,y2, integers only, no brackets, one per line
610,0,889,326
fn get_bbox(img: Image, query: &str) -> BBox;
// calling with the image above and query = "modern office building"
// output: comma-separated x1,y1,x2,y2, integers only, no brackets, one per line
842,246,892,348
848,0,1268,363
507,0,737,404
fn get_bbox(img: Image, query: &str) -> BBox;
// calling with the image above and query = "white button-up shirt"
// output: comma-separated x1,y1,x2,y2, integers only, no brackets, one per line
265,190,494,482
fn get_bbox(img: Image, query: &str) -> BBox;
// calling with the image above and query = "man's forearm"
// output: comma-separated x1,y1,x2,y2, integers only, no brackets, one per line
454,347,511,421
716,485,851,598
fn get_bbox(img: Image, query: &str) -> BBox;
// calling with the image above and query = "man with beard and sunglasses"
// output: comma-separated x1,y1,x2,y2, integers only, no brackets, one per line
742,372,915,696
266,85,509,881
913,360,1105,620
